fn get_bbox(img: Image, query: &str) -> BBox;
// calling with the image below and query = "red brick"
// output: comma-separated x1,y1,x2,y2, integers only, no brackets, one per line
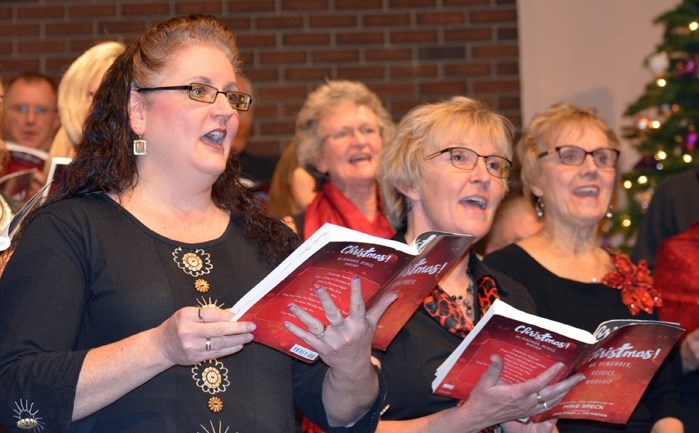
497,60,519,75
337,31,384,45
364,13,410,27
472,44,518,58
417,12,466,25
285,67,334,81
98,21,148,36
18,40,65,55
337,0,383,9
257,16,304,30
470,10,517,24
260,120,296,135
260,50,307,65
473,79,520,93
312,49,359,63
444,0,490,5
445,63,492,76
220,17,254,32
69,5,116,19
390,0,436,7
1,24,41,38
420,81,468,95
368,82,414,98
390,64,439,79
365,48,412,62
229,1,276,12
0,7,11,20
391,30,438,44
17,6,63,20
176,2,223,14
498,26,518,41
337,66,385,80
0,41,12,55
309,15,357,28
123,3,170,16
281,0,329,10
1,59,41,74
445,28,492,42
46,23,94,37
283,33,331,46
236,33,276,48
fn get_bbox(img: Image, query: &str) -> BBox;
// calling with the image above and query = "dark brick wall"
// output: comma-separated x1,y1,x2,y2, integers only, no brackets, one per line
0,0,520,157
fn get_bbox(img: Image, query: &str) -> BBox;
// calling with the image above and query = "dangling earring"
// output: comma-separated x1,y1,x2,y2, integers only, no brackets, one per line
133,137,147,156
534,197,544,218
606,204,613,219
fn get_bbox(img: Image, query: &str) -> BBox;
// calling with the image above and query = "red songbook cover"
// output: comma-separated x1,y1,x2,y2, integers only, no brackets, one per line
230,223,474,362
432,299,683,424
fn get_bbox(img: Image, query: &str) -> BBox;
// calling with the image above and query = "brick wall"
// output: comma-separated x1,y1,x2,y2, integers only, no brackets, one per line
0,0,520,157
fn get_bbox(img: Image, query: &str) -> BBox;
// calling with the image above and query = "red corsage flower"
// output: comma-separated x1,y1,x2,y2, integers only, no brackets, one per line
601,252,662,315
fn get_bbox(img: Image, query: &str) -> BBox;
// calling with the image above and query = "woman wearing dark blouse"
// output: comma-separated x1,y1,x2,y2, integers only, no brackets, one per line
484,103,682,433
374,96,584,433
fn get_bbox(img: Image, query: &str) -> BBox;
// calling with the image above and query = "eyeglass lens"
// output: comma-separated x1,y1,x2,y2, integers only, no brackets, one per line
557,145,618,167
188,83,252,111
443,147,510,178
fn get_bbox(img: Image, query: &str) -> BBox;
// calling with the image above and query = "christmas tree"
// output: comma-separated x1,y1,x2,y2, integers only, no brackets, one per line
607,0,699,250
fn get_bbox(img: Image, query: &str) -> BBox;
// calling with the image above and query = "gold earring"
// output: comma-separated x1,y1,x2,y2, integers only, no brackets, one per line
133,137,147,156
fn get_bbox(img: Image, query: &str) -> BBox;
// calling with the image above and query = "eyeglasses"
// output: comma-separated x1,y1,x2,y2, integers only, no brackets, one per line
136,82,252,111
537,145,620,168
323,124,380,143
9,104,55,115
425,147,512,179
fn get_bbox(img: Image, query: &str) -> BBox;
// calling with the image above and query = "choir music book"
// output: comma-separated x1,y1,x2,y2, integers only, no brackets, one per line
231,223,474,362
432,299,683,424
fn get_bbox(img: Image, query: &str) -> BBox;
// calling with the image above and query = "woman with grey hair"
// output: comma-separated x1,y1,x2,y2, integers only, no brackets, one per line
375,96,584,433
291,79,395,240
484,103,682,433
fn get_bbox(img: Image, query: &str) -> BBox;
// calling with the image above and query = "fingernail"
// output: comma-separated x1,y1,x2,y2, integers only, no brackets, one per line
352,276,360,282
315,286,324,294
248,323,256,332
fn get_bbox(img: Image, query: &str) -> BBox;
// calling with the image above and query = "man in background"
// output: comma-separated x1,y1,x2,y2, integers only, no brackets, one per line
233,74,277,192
2,72,59,153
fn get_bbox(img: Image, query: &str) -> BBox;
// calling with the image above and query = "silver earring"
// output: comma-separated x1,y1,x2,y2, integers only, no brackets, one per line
133,137,147,156
534,197,544,218
606,204,613,219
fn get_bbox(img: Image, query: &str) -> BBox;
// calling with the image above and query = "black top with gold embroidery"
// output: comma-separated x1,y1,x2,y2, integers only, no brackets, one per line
0,193,382,433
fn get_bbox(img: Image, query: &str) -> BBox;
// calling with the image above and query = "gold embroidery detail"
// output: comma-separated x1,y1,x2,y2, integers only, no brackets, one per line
208,396,223,413
172,247,212,277
199,420,232,433
195,279,210,293
192,359,230,394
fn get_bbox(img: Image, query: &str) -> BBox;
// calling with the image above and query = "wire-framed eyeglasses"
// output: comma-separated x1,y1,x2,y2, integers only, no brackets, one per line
537,145,620,169
425,147,512,179
136,82,253,111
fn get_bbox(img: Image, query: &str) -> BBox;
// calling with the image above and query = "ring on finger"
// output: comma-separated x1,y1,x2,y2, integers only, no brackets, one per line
315,325,327,339
543,401,550,410
330,320,344,329
536,391,545,405
198,307,204,322
205,337,212,351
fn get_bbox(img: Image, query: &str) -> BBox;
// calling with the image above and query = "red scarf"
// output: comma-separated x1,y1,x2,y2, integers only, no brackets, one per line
303,181,394,240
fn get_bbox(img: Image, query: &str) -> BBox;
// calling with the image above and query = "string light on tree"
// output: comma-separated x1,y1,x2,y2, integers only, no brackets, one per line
606,0,699,252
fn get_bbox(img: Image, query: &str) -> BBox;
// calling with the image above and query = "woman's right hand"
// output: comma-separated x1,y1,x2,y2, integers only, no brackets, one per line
155,306,256,366
457,355,585,428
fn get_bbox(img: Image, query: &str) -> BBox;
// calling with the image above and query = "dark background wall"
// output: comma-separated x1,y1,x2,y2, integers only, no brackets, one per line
0,0,519,157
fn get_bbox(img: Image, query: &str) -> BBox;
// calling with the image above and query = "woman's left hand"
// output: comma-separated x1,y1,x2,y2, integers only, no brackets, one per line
284,276,397,372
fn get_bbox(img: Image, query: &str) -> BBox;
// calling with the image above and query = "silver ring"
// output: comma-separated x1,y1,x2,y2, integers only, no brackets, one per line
205,337,212,351
198,307,203,321
543,401,550,410
536,391,545,405
315,326,327,339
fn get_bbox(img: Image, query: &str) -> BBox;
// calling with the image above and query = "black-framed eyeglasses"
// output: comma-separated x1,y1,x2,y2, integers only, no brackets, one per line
537,145,620,168
136,82,252,111
425,147,512,179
